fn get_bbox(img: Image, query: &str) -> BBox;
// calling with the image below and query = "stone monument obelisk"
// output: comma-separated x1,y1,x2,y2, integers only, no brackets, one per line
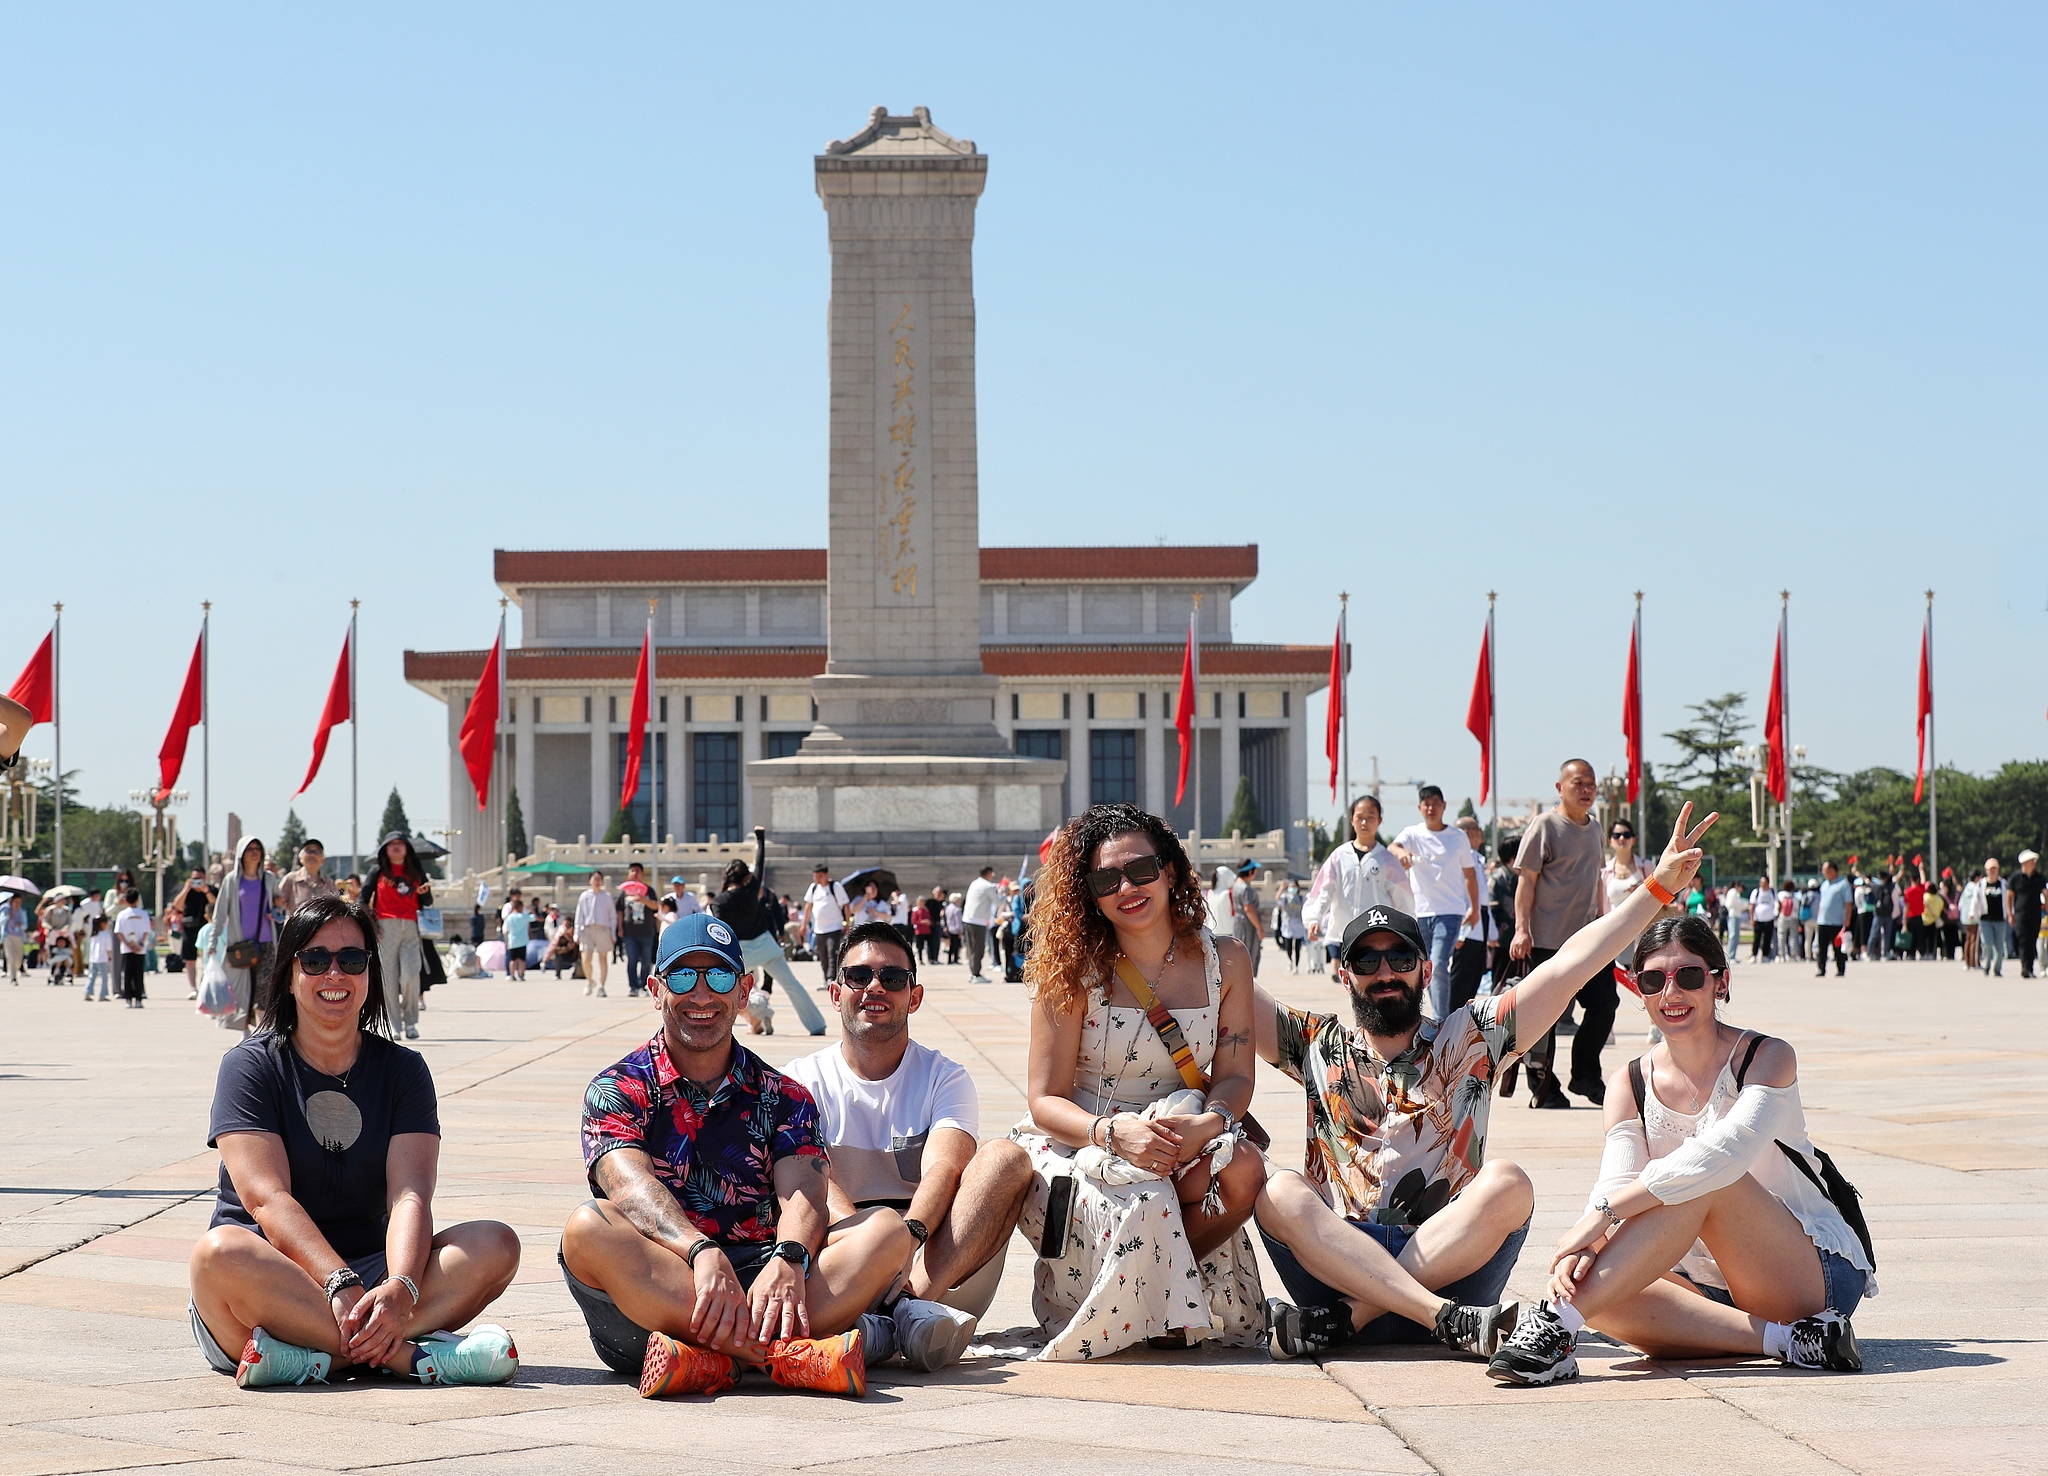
747,108,1063,878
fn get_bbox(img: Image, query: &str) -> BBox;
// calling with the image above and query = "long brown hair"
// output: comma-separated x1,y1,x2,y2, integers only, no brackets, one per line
1025,803,1208,1016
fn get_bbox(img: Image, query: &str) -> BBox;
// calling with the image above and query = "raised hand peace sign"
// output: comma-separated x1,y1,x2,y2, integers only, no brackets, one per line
1651,802,1719,900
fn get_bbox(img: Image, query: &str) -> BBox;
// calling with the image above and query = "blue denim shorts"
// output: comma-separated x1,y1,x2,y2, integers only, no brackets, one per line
1679,1244,1866,1320
1259,1215,1529,1345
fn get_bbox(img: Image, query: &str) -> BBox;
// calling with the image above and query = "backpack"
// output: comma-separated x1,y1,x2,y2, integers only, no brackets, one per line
1629,1034,1874,1269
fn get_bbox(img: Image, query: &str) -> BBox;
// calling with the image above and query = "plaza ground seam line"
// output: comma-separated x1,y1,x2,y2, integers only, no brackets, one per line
0,1187,212,1282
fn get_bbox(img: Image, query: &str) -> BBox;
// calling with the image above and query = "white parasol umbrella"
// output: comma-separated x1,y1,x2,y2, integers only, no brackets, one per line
43,885,87,902
0,876,42,898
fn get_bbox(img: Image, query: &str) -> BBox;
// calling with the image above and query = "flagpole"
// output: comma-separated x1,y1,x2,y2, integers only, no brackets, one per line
1926,590,1937,881
1338,592,1350,823
1192,594,1204,841
1487,593,1498,852
201,602,211,867
1634,591,1645,842
1780,592,1792,883
349,600,360,879
647,598,659,856
497,598,509,883
52,603,63,885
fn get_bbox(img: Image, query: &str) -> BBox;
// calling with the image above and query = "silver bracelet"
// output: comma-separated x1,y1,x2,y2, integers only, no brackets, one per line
1206,1101,1239,1136
1592,1196,1624,1230
390,1273,420,1306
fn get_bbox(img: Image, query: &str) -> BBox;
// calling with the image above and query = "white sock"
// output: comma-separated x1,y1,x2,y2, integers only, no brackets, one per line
1762,1321,1793,1361
1553,1301,1586,1334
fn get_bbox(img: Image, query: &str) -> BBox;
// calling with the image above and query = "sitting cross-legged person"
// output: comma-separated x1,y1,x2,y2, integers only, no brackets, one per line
188,895,522,1388
786,921,1035,1371
1250,807,1729,1361
559,913,911,1399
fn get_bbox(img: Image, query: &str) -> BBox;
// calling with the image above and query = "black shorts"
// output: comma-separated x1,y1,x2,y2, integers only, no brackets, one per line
559,1240,777,1376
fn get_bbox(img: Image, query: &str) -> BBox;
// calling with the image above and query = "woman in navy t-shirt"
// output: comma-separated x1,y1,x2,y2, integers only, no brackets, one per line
189,893,522,1388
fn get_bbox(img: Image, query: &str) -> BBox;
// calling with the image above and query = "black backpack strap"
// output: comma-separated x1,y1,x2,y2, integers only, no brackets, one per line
1775,1140,1825,1191
1733,1033,1769,1088
1628,1056,1648,1128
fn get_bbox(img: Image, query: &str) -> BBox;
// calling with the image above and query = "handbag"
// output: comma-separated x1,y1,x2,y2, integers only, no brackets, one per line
226,938,262,970
1111,954,1271,1150
416,906,444,939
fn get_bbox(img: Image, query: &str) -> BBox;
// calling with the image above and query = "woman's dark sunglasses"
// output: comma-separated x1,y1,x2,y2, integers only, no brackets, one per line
1345,947,1421,975
1611,830,1635,840
1636,965,1715,993
296,947,370,977
1087,855,1163,897
659,966,740,995
839,964,914,992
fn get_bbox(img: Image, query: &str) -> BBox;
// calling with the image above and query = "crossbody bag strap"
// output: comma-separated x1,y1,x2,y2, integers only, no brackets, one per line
1628,1055,1648,1128
1112,956,1210,1093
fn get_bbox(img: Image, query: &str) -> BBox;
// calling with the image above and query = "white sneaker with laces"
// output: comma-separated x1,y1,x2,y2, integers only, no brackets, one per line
891,1297,977,1372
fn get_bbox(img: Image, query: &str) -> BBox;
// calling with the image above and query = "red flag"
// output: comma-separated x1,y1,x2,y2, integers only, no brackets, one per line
1173,612,1198,806
457,631,502,811
1763,627,1787,804
295,628,352,797
7,632,54,726
1324,616,1343,800
158,631,205,798
1039,825,1061,862
1912,853,1924,869
1913,623,1933,804
1465,622,1493,805
1622,617,1643,805
620,623,651,809
1846,853,1859,866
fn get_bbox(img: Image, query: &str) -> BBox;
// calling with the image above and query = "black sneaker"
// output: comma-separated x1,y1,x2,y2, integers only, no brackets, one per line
1531,1084,1573,1109
1783,1310,1862,1372
1433,1299,1520,1358
1265,1298,1350,1360
1568,1078,1607,1106
1487,1300,1578,1385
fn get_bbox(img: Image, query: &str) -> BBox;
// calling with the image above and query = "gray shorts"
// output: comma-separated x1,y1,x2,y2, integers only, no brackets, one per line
190,1249,387,1374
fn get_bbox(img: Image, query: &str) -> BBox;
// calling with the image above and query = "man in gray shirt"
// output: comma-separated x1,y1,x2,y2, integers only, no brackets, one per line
1508,759,1608,1109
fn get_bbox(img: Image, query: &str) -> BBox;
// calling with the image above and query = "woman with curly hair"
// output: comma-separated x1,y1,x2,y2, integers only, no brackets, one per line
1010,803,1266,1361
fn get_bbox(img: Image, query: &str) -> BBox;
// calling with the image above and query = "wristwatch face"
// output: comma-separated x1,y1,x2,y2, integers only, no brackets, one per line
772,1241,807,1267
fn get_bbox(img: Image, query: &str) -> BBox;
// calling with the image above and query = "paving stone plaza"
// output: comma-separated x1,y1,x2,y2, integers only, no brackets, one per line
1,955,2039,1476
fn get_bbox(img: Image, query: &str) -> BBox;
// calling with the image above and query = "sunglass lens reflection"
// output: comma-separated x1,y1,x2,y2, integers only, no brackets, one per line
840,965,912,992
1637,966,1709,993
297,947,370,976
661,967,739,994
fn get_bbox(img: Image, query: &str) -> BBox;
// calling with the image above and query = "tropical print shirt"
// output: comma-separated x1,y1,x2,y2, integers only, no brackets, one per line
1273,987,1520,1227
581,1031,825,1246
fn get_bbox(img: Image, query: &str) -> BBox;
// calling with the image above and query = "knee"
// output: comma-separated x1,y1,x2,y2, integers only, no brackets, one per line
561,1200,621,1266
976,1139,1034,1195
1258,1168,1317,1224
189,1225,255,1281
1472,1159,1534,1217
474,1221,522,1283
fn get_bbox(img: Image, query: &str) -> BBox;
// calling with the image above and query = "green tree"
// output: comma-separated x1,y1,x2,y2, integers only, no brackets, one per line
1457,795,1476,819
506,788,528,860
602,805,631,844
379,788,411,840
1664,694,1751,793
276,809,307,866
1306,820,1336,867
1223,776,1263,838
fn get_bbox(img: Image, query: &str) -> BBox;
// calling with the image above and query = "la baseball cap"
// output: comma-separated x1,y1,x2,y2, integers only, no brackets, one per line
655,912,744,976
1340,905,1426,962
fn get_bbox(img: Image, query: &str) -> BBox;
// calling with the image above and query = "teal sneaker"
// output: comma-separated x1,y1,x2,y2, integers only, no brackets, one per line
414,1325,519,1385
235,1327,333,1388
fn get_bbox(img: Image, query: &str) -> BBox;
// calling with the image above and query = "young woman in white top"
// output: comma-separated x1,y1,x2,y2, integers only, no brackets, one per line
1488,911,1872,1385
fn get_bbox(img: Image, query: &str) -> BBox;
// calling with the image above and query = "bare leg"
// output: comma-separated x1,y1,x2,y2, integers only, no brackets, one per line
1254,1170,1445,1328
912,1140,1032,1300
1184,1143,1267,1260
808,1207,916,1333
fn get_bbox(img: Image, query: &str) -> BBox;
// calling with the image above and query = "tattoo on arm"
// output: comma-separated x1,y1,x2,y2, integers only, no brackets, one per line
1218,1027,1251,1051
593,1153,696,1247
803,1155,827,1175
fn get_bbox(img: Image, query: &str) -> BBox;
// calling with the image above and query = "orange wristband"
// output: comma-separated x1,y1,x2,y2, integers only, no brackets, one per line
1644,876,1676,905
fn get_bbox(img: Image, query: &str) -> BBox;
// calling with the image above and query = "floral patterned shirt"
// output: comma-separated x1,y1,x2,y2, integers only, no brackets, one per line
581,1031,826,1246
1272,988,1519,1227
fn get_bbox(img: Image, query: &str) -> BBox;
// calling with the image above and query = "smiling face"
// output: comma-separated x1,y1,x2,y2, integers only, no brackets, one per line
1339,928,1427,1034
291,916,373,1033
657,948,749,1057
832,936,920,1045
1089,831,1171,934
1637,939,1724,1036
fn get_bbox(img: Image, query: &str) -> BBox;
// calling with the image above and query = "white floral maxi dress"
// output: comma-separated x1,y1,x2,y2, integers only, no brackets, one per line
1010,930,1266,1361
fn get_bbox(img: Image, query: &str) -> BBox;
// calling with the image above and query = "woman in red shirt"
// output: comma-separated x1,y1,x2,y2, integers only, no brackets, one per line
362,833,434,1041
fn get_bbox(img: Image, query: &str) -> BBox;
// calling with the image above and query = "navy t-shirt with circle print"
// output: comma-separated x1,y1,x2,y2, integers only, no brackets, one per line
207,1032,440,1259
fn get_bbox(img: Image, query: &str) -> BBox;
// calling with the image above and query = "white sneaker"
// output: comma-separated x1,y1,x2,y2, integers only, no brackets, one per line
405,1026,419,1040
597,986,607,997
891,1297,977,1372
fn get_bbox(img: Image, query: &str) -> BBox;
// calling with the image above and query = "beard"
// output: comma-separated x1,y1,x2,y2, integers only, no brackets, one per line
1349,976,1424,1034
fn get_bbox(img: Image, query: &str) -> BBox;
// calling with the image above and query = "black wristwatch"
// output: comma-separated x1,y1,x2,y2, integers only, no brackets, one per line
903,1218,930,1247
769,1239,813,1278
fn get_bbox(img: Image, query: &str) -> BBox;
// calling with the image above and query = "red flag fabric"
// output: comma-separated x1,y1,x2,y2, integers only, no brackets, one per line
1465,622,1493,805
1913,624,1933,804
457,632,502,811
1912,853,1924,869
1039,825,1061,863
157,632,205,798
1622,619,1643,805
1173,614,1197,807
620,624,651,809
1763,628,1787,804
7,632,54,726
1324,617,1343,801
294,629,353,797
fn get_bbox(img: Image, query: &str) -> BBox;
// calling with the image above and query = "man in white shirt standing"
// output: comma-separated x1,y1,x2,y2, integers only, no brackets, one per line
961,867,1000,983
1723,880,1749,957
804,864,851,983
114,889,154,1009
1391,786,1483,1022
1749,881,1778,962
1303,794,1415,970
786,921,1033,1370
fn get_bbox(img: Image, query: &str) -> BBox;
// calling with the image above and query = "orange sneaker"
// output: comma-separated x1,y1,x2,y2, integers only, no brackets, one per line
638,1331,738,1398
765,1328,867,1397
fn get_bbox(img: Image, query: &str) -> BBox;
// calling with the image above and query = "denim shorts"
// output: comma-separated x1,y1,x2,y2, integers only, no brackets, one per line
1678,1244,1866,1320
559,1242,776,1376
1259,1215,1530,1345
190,1248,388,1374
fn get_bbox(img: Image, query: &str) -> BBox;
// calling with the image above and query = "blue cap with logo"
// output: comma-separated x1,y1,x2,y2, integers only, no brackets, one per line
655,912,744,976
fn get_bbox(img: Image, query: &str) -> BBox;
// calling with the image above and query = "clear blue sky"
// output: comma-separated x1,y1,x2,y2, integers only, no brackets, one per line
4,3,2042,857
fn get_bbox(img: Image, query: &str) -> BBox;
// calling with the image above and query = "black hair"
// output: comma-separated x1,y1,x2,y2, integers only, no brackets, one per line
302,838,324,851
123,889,139,904
374,832,426,886
722,858,750,889
254,894,391,1039
1635,914,1728,975
838,920,917,980
1417,784,1444,802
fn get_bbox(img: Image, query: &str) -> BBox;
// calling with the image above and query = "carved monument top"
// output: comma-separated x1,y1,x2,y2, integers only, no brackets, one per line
822,106,977,159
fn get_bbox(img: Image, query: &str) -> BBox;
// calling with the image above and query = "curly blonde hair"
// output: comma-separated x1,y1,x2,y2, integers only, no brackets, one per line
1024,803,1209,1016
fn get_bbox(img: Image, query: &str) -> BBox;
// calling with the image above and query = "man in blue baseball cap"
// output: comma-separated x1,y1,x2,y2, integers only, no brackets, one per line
558,913,911,1398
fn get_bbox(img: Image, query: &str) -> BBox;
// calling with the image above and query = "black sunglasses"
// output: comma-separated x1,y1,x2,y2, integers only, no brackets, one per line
839,964,914,992
1611,829,1636,840
1636,965,1715,994
1087,855,1163,897
296,946,371,977
1345,947,1421,975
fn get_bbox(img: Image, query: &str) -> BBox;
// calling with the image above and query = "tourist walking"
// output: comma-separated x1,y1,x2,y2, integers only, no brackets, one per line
1,892,26,982
1978,858,2010,976
617,863,662,997
362,833,432,1036
1392,787,1483,1020
943,892,963,964
804,864,851,982
215,839,281,1031
711,827,828,1036
1723,882,1749,959
1814,860,1851,977
277,840,337,915
1231,862,1266,978
1303,794,1415,969
963,866,1000,982
1510,760,1611,1109
170,869,216,999
574,871,617,998
2011,851,2044,980
1275,877,1307,972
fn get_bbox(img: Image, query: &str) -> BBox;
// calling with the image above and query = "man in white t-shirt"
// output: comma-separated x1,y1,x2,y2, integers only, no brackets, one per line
786,922,1033,1370
114,890,154,1008
1750,882,1779,962
803,863,851,982
1391,786,1482,1022
961,866,1000,982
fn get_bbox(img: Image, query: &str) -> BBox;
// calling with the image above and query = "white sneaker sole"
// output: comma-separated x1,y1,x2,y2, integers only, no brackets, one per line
895,1303,977,1372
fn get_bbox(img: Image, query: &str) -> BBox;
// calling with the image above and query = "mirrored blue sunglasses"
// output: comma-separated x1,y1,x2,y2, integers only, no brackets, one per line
658,965,740,995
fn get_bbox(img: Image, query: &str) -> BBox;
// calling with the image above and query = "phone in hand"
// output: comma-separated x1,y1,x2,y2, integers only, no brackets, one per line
1039,1173,1076,1259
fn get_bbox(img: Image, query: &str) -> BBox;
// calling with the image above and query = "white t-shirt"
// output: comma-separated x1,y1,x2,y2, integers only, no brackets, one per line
1751,887,1778,922
1393,824,1480,917
891,894,911,926
1725,889,1750,922
114,906,153,953
963,876,1000,926
75,896,105,930
805,880,850,934
89,931,113,963
784,1039,979,1205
